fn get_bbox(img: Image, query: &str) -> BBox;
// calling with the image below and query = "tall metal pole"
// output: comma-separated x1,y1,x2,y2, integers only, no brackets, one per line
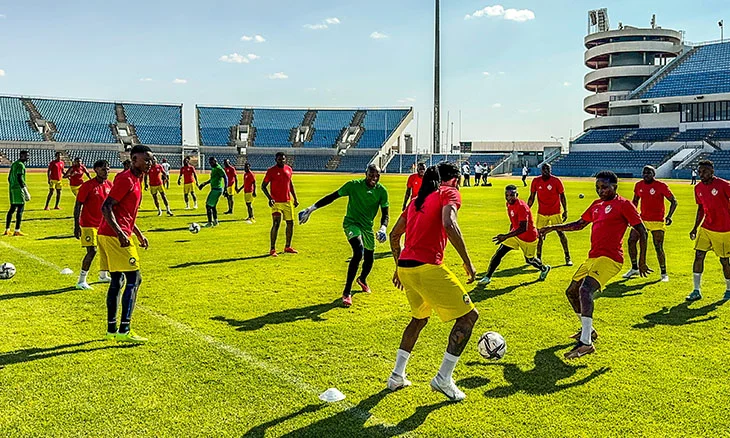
433,0,441,154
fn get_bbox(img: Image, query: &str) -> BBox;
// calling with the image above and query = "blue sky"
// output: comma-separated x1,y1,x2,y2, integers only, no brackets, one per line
0,0,729,149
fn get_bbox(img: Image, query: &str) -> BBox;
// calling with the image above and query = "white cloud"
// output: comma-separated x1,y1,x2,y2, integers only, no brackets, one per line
492,103,502,108
219,53,259,63
269,72,288,80
370,31,389,39
0,14,6,19
0,69,5,77
465,5,535,22
254,35,266,43
304,23,328,30
139,77,152,82
499,71,506,75
304,87,317,92
483,71,490,77
397,97,416,103
563,81,571,87
172,78,187,84
241,34,266,42
325,17,340,24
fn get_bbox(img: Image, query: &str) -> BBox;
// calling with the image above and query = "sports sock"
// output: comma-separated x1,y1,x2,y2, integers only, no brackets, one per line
725,278,730,291
660,266,667,275
106,273,124,333
393,349,410,377
99,270,110,280
437,352,460,381
78,270,88,284
580,316,593,345
631,260,639,270
693,273,702,290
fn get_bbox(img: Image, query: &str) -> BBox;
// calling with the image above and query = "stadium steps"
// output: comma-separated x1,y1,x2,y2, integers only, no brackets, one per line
289,127,300,147
229,126,238,146
326,154,341,170
115,104,128,123
240,109,253,126
21,98,56,142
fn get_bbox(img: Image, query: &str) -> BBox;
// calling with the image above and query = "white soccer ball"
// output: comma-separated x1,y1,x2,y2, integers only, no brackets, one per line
0,262,17,280
477,331,506,360
189,223,201,234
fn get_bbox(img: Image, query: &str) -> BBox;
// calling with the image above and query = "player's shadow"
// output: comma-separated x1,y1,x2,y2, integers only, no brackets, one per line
242,404,326,438
170,254,270,268
0,340,135,369
633,300,726,329
470,279,540,303
146,227,189,233
212,297,344,331
598,279,660,299
466,344,610,397
36,234,74,240
0,286,77,302
23,216,74,222
345,252,391,262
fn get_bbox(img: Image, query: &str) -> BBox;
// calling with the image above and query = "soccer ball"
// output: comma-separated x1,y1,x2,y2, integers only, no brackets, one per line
0,262,16,280
189,223,201,234
477,331,506,360
579,193,585,199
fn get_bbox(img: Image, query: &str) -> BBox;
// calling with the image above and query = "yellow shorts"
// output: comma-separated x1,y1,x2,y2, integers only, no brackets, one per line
70,185,81,196
271,201,294,221
150,185,165,195
98,234,141,272
80,227,98,247
502,237,538,259
244,192,254,203
644,221,666,232
227,186,235,196
49,180,62,190
184,183,195,195
694,228,730,258
572,257,622,290
536,213,563,229
398,263,475,322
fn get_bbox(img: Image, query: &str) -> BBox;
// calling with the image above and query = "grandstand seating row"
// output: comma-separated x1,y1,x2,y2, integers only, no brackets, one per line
574,126,730,145
551,150,671,178
0,97,44,142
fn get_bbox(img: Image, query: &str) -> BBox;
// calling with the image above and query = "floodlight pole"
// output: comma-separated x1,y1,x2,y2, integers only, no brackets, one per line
433,0,441,154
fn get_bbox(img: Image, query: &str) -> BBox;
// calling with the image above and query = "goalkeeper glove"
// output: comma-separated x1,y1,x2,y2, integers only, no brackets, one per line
21,187,31,202
298,205,317,225
376,225,387,243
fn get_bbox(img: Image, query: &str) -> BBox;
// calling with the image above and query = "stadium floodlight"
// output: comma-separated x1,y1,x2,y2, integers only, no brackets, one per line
720,20,724,42
433,0,440,154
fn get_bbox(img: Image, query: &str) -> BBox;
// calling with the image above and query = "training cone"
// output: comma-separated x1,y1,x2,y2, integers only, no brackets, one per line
60,268,74,275
318,388,346,403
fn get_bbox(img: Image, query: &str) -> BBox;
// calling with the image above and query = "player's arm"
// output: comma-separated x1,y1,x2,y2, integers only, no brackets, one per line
540,218,589,237
290,180,299,207
144,173,149,190
101,197,130,247
494,220,527,243
665,195,678,225
132,223,148,249
222,173,229,197
527,191,536,208
389,214,407,289
252,178,257,197
376,206,390,243
402,187,411,211
443,204,476,283
177,169,183,185
299,191,341,224
261,181,274,206
690,205,704,240
631,194,640,208
84,168,91,179
193,169,199,186
559,192,568,221
632,222,650,276
63,167,72,179
47,166,52,182
73,200,83,239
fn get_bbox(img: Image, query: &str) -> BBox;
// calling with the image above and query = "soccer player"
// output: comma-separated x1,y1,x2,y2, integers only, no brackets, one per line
223,159,238,215
262,152,299,256
198,156,228,228
387,162,478,402
45,151,65,210
481,185,551,285
178,156,199,209
687,160,730,302
73,160,113,289
521,164,529,187
99,144,153,343
144,158,173,216
527,163,572,265
461,162,470,187
64,157,91,196
160,158,171,189
691,168,697,185
5,150,31,236
540,171,649,359
236,161,256,223
402,162,425,211
299,164,390,307
624,165,677,282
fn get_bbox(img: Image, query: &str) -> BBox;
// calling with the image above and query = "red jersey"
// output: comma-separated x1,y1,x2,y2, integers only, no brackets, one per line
99,170,143,237
634,180,674,222
695,177,730,232
68,164,88,187
581,195,642,263
180,165,196,184
399,186,461,265
48,160,65,180
530,175,564,216
243,171,256,193
263,165,293,202
76,178,112,228
406,174,423,199
224,166,237,187
507,198,538,242
148,164,164,187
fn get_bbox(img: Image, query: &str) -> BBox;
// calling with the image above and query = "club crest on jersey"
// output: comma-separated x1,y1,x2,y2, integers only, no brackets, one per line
129,257,137,266
604,205,612,214
85,236,91,242
547,184,553,191
650,188,656,195
712,188,719,196
462,294,471,305
510,211,515,217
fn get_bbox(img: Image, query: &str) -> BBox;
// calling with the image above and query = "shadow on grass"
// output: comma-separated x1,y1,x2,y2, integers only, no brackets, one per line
598,279,660,300
0,340,136,369
146,227,189,233
23,216,74,222
466,344,610,397
0,286,77,302
212,297,344,331
470,279,540,303
36,234,74,240
170,254,271,268
633,300,726,329
345,252,391,263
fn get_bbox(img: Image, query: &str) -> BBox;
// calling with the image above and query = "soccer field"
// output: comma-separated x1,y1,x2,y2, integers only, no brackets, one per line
1,171,728,437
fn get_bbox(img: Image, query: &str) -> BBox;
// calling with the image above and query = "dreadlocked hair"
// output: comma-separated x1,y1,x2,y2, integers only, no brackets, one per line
414,161,460,211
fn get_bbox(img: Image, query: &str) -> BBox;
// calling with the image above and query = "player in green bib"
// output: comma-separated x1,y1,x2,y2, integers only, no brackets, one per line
299,164,389,307
5,150,31,236
198,157,228,228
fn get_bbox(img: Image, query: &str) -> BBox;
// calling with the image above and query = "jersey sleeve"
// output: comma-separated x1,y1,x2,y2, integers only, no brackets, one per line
663,182,674,200
263,169,272,184
694,185,702,205
633,182,641,197
108,175,133,202
622,199,643,227
581,201,597,223
530,178,538,193
440,188,462,209
555,177,565,194
337,181,353,197
76,182,90,203
517,203,529,222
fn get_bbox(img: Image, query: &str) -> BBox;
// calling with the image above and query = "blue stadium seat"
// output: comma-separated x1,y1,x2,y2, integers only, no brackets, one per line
572,129,633,144
551,150,671,177
32,99,117,143
198,107,243,146
2,147,57,168
124,104,182,145
358,110,409,148
308,110,355,148
0,97,44,142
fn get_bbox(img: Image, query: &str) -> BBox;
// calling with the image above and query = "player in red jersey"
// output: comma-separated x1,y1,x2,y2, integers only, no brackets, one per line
527,163,572,265
45,151,66,210
540,171,649,359
388,162,478,402
178,156,199,209
402,162,426,211
236,161,257,223
64,157,92,196
223,159,238,215
687,160,730,302
262,152,299,256
481,185,551,285
624,166,677,282
144,157,173,216
73,160,113,290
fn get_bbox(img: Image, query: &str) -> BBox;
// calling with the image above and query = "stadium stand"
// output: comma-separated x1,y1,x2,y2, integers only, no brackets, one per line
198,107,242,146
359,109,409,148
0,97,44,142
32,99,117,144
309,110,355,148
334,152,377,173
123,104,182,145
572,128,633,144
2,147,57,168
253,109,306,147
467,154,509,166
626,128,678,142
551,150,672,177
67,149,124,168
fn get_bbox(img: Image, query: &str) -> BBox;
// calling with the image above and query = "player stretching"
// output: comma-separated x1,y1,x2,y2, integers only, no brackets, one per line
527,163,572,265
45,151,65,210
198,156,227,228
540,171,649,359
262,152,299,256
624,165,677,282
73,160,113,289
299,164,389,307
387,162,478,402
99,145,153,343
402,162,425,211
160,158,171,189
223,159,238,215
481,185,551,285
64,157,91,196
237,162,256,223
144,158,173,216
5,151,31,236
178,157,199,209
687,160,730,302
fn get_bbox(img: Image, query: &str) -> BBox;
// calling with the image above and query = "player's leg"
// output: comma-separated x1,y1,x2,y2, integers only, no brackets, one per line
160,192,173,215
117,270,146,342
12,204,24,234
191,192,198,209
45,187,54,209
77,246,97,289
225,190,234,214
481,244,512,284
565,276,600,359
183,192,190,209
106,272,124,336
720,257,730,300
343,236,364,305
389,316,429,389
432,308,479,401
359,249,375,290
557,230,572,265
688,250,707,301
54,188,61,208
211,203,218,225
285,220,294,249
205,205,213,226
536,234,545,260
152,192,161,214
623,228,641,278
652,230,668,281
246,202,254,220
4,205,15,234
270,214,281,253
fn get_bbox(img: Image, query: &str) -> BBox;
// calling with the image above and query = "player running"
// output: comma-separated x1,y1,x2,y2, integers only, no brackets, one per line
45,151,65,210
527,163,572,265
387,162,478,402
687,160,730,302
73,160,113,289
624,165,677,282
236,161,257,223
178,156,199,209
540,171,649,359
198,156,228,228
481,185,551,285
160,158,171,189
223,159,238,215
402,162,425,211
299,164,389,307
144,158,173,216
262,152,299,256
99,145,153,343
5,150,31,236
64,157,91,196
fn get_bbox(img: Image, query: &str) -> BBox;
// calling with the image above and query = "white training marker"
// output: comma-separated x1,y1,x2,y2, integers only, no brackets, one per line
318,388,346,403
60,268,74,275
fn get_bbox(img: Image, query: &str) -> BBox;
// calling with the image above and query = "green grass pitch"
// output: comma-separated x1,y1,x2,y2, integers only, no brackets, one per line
1,171,729,437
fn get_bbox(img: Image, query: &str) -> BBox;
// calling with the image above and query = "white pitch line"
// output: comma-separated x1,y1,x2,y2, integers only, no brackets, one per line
0,241,65,272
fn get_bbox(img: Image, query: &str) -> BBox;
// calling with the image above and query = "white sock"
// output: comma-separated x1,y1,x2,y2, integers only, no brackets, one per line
393,349,410,377
580,316,593,345
99,270,110,279
693,273,702,291
78,270,88,284
437,352,460,381
726,279,730,291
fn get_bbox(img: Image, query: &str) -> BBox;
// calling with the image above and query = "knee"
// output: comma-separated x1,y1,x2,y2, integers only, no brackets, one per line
411,317,429,331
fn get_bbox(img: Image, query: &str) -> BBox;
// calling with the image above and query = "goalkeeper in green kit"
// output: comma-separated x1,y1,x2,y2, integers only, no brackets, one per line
5,150,31,236
299,164,389,307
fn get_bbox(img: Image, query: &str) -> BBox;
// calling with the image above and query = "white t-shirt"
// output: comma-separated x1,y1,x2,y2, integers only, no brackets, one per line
522,166,528,176
462,164,470,175
161,162,171,175
474,164,482,174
